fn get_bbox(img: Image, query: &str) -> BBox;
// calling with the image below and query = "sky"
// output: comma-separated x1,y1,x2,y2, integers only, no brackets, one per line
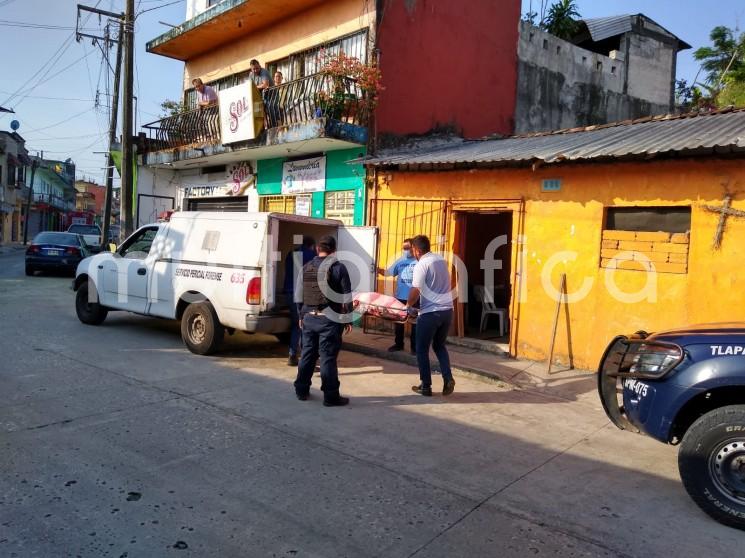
0,0,185,184
0,0,743,185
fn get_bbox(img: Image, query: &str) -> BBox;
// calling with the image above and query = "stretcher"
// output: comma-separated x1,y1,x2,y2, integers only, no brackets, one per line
352,292,417,323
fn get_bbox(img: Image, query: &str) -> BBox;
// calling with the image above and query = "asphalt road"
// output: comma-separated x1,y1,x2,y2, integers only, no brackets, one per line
0,250,742,557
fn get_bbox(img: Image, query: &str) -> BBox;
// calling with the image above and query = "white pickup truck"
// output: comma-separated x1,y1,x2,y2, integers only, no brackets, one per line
73,211,376,354
67,223,102,249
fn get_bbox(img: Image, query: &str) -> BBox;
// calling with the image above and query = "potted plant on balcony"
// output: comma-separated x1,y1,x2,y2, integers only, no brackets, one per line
316,50,383,124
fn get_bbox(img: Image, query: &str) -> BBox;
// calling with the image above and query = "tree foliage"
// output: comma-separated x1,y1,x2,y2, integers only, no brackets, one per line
693,26,745,86
160,99,186,117
542,0,581,40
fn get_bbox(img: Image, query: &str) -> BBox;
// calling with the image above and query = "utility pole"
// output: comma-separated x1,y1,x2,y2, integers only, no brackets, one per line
76,3,127,242
23,158,39,245
121,0,135,238
101,21,123,249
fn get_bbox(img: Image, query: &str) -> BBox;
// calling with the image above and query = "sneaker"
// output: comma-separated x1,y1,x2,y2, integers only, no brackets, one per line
443,379,455,396
296,391,309,401
323,396,350,407
388,344,404,352
411,384,433,396
287,355,299,366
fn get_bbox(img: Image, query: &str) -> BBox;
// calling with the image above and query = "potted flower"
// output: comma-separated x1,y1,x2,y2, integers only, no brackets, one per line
316,50,383,124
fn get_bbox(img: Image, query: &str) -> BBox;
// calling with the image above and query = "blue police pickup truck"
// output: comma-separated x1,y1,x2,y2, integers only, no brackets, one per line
598,323,745,530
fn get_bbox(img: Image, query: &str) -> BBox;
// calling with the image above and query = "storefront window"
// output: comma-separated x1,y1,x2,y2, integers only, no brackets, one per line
261,195,296,214
325,191,355,225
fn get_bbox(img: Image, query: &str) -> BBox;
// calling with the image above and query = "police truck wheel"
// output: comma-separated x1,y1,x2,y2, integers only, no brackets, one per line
75,281,108,325
679,405,745,530
181,302,224,355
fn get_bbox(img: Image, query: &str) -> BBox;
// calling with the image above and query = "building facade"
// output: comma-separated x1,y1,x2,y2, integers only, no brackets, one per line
136,0,521,227
515,15,690,134
27,157,76,237
0,131,31,245
363,109,745,369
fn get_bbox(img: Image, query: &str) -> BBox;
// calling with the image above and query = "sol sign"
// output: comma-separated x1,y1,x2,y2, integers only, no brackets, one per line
218,83,262,143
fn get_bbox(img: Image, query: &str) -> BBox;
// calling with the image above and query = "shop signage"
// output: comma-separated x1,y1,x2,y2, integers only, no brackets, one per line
281,156,326,194
219,83,262,144
295,196,311,217
182,162,255,199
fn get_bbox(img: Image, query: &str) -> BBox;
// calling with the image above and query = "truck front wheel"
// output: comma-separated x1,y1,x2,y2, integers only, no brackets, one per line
75,281,108,325
180,302,224,355
679,405,745,530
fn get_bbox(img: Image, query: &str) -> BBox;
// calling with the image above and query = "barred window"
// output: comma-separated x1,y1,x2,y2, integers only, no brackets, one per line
260,195,296,214
325,191,355,225
267,29,369,82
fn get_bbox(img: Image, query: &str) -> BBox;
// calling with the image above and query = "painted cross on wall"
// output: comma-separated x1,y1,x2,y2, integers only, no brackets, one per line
701,194,745,250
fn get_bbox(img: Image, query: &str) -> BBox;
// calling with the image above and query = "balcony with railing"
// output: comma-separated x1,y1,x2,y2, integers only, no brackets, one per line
140,73,369,165
33,192,75,212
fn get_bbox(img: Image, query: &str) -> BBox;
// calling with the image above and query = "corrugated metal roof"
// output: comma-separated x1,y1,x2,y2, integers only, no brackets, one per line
580,14,691,50
361,109,745,168
582,14,633,42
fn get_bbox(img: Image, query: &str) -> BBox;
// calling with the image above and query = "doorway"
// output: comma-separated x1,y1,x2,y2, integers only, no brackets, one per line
456,211,513,341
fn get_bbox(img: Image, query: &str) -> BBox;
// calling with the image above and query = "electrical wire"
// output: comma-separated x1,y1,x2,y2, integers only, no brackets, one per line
136,0,183,18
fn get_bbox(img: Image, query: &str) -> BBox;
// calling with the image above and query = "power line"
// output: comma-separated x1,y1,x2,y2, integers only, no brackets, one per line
21,108,94,134
136,0,182,18
1,0,103,108
0,20,98,31
0,90,96,102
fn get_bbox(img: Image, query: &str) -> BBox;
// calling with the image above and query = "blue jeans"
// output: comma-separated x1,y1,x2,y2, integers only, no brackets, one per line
415,310,453,387
294,314,343,397
288,302,301,357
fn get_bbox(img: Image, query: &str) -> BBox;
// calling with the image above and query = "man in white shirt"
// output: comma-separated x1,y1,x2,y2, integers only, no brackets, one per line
192,78,218,108
405,235,455,397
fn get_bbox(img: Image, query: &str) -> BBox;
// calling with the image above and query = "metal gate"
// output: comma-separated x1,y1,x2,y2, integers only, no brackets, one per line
369,198,449,271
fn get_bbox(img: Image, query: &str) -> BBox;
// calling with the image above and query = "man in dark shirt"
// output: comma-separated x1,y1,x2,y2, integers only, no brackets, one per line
294,235,352,407
283,235,316,366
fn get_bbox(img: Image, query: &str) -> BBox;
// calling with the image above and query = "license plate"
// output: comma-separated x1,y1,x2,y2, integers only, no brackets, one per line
47,250,60,256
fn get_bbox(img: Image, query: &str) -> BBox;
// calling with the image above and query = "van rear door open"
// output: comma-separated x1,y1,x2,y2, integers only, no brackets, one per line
267,215,378,310
337,226,377,293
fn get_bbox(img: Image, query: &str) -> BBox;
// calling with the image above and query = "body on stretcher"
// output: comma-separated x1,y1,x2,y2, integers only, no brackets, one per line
352,292,418,324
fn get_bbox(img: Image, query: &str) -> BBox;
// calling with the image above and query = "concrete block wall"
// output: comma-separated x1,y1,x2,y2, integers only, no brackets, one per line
515,21,673,134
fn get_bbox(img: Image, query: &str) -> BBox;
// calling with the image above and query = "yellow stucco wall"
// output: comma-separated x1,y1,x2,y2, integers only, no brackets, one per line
372,158,745,370
184,0,374,89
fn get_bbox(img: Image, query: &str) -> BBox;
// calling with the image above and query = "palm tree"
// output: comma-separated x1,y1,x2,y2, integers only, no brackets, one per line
542,0,581,40
693,26,745,87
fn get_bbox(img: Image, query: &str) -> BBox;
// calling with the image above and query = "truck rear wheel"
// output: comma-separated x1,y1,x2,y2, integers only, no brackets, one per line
679,405,745,530
181,302,224,355
75,281,108,325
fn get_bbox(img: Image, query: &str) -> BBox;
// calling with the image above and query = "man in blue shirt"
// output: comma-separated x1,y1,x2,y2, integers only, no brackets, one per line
379,238,417,353
283,235,316,366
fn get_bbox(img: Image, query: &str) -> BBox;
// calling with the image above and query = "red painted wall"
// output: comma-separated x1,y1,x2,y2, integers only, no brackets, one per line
375,0,520,140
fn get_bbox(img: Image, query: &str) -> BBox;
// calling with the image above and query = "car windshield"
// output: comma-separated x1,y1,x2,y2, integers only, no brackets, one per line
68,225,100,235
34,232,80,246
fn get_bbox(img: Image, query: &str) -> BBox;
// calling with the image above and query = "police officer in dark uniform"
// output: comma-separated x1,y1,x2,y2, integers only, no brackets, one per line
294,235,352,407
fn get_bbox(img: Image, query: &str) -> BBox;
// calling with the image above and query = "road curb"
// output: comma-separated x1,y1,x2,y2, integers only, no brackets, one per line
342,341,513,388
0,244,26,256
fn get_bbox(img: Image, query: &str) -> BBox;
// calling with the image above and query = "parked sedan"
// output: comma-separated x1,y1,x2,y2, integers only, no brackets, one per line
26,232,91,276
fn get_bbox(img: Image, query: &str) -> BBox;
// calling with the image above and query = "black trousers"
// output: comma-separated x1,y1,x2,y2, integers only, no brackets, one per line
294,314,343,397
393,298,416,350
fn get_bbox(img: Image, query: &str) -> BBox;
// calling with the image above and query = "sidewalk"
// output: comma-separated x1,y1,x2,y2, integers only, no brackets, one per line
343,328,599,406
0,242,26,256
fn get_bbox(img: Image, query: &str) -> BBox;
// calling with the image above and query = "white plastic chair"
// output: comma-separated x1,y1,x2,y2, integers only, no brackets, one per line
473,285,508,337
